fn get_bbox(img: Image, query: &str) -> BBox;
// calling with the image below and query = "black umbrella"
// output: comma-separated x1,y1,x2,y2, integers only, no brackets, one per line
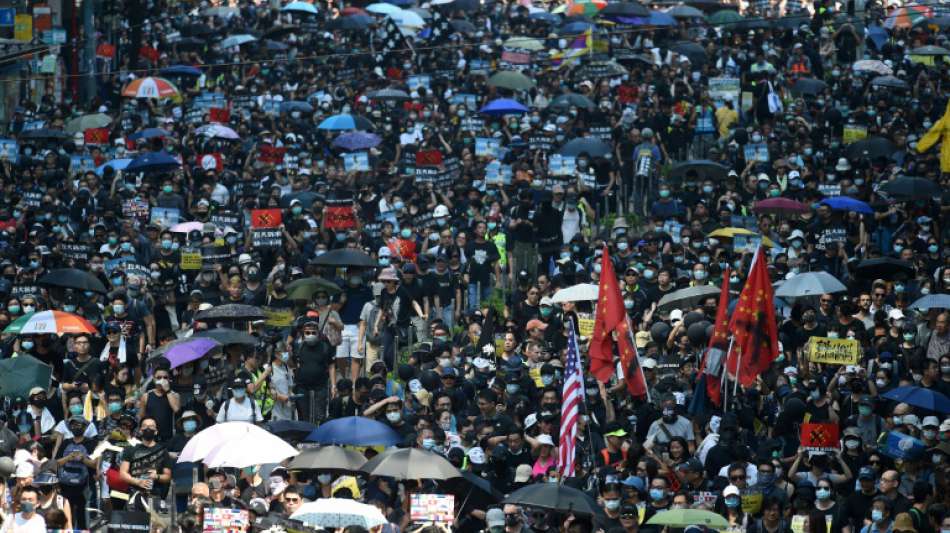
328,15,371,30
870,75,910,90
732,18,771,30
600,2,650,17
192,328,258,346
878,176,941,200
264,420,318,442
558,137,612,157
19,128,70,140
668,160,730,181
438,471,502,513
854,258,915,280
505,483,607,520
183,22,215,36
549,93,596,111
846,136,897,160
310,249,379,268
288,445,367,472
174,37,207,50
262,25,301,39
670,41,707,64
38,268,108,293
450,19,477,34
195,303,266,321
367,88,411,101
790,77,827,96
280,191,320,208
360,448,462,480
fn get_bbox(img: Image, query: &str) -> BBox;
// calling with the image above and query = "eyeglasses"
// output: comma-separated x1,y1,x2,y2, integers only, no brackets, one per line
620,514,637,519
730,476,746,481
285,497,300,503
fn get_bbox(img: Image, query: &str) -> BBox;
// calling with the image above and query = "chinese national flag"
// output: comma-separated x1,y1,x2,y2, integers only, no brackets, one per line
725,247,779,387
258,145,286,165
84,127,109,145
209,107,230,123
699,268,730,407
416,149,443,167
139,45,160,64
800,422,840,450
251,208,282,229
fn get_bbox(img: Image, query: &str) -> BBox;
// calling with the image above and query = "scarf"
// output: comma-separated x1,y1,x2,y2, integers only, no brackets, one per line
100,336,127,367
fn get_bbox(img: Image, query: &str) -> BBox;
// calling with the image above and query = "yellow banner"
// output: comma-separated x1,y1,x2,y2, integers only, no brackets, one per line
806,336,860,365
14,14,31,42
578,317,595,338
843,125,868,145
179,251,202,270
741,492,763,515
909,54,935,66
262,306,294,327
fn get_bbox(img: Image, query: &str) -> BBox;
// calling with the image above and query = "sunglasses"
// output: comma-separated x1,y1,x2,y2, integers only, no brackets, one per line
730,476,746,481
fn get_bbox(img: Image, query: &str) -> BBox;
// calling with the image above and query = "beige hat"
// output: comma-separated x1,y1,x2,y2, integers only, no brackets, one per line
514,464,533,482
377,267,400,282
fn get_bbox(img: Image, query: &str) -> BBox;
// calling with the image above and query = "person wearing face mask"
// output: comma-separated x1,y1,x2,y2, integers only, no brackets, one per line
717,484,747,532
268,342,296,422
3,485,46,532
61,334,101,397
645,397,697,455
216,377,262,423
137,365,180,442
118,416,173,498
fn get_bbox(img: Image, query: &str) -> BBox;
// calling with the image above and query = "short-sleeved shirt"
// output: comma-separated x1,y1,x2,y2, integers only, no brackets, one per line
120,443,172,495
645,415,695,447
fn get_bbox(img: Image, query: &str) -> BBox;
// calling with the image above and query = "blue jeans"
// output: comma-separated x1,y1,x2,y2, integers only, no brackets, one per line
467,283,493,312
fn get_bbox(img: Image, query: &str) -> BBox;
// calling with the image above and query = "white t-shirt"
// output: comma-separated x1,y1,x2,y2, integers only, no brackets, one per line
0,512,46,533
216,398,262,424
53,420,98,439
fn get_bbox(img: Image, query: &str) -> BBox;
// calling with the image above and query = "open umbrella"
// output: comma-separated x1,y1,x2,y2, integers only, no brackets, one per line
121,77,180,99
65,113,112,134
170,221,207,234
852,59,892,75
558,137,611,157
488,71,537,91
657,285,721,312
192,328,258,346
450,19,476,34
909,294,950,311
911,45,950,56
505,483,605,519
286,277,342,300
202,431,298,468
160,65,203,77
367,88,411,101
883,386,950,413
668,159,730,181
128,128,172,141
318,114,376,131
178,422,272,462
194,304,266,321
332,131,382,151
203,6,239,17
439,470,503,512
219,34,258,48
280,101,314,114
666,4,704,17
292,499,387,529
264,420,318,441
0,355,52,400
551,283,599,303
389,8,426,27
18,128,70,140
884,5,933,29
504,36,545,50
879,176,941,200
846,136,897,159
790,77,827,96
361,448,461,480
549,93,596,111
600,2,650,17
38,268,108,293
306,416,402,446
670,41,707,64
310,249,379,268
854,258,915,279
918,17,950,29
4,311,97,335
708,8,742,24
196,123,240,140
288,446,368,472
126,151,181,173
647,509,728,529
367,2,402,14
753,197,809,215
707,227,776,247
480,98,529,115
282,1,319,14
96,158,132,176
151,338,221,369
819,196,873,214
262,24,301,39
774,272,847,299
870,75,910,90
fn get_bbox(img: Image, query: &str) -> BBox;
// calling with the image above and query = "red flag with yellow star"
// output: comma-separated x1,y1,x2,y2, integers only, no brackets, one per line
590,246,621,382
699,268,730,407
725,248,779,387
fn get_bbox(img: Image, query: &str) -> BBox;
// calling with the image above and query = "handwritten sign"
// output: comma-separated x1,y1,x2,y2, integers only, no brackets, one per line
800,422,840,452
577,317,595,338
263,307,294,327
806,336,860,365
410,494,455,524
180,251,202,271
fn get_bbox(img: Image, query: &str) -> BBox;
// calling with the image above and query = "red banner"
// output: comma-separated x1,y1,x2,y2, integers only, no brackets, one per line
83,127,109,145
324,203,357,231
139,45,159,64
258,146,286,165
209,107,230,123
416,149,443,167
251,208,282,229
96,43,116,58
801,422,840,451
196,153,223,172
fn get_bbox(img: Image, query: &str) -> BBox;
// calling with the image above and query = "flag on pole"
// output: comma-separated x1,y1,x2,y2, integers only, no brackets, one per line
725,247,779,387
550,27,592,69
699,268,730,407
559,319,584,478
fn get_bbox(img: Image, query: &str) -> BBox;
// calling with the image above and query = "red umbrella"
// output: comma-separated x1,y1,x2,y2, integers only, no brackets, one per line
753,197,809,215
342,6,367,15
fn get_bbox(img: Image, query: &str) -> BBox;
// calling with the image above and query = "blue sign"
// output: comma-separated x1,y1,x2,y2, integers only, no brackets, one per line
0,9,14,27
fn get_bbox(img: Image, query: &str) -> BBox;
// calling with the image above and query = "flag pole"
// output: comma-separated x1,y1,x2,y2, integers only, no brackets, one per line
625,315,651,404
722,336,734,413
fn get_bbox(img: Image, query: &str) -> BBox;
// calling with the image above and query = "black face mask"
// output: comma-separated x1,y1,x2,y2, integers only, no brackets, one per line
141,428,157,441
506,515,521,527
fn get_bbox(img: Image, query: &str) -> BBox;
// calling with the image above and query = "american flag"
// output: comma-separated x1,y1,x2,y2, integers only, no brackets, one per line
559,319,584,478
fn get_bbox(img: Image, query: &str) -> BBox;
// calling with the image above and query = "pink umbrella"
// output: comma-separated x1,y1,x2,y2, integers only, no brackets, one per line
170,221,207,233
752,197,809,216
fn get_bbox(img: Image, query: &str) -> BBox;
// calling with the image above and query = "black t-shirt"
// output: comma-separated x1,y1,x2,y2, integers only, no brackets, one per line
120,442,172,495
295,340,334,387
465,239,500,285
425,269,459,304
63,356,104,389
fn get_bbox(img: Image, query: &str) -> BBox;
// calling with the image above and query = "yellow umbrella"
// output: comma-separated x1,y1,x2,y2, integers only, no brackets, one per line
708,227,776,248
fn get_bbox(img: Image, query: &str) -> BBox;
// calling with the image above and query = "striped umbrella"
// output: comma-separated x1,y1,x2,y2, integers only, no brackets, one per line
566,0,607,17
884,5,933,29
121,77,180,99
4,311,97,335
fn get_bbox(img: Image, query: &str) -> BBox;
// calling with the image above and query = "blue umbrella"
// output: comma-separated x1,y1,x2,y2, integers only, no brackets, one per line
882,386,950,413
305,416,402,446
384,0,415,6
819,196,873,215
317,114,376,130
867,25,888,50
282,1,319,14
648,10,677,25
126,151,181,173
479,98,529,115
530,12,560,23
95,158,132,176
280,100,315,114
128,128,172,141
160,65,202,77
908,293,950,310
333,131,382,151
558,21,596,34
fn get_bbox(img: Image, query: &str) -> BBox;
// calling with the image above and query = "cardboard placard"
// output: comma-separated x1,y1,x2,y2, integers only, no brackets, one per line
202,507,249,533
342,152,370,172
251,228,282,248
210,211,242,230
410,494,455,524
577,316,595,338
263,306,295,327
150,207,180,227
180,251,203,270
806,336,860,365
800,422,840,452
122,198,149,220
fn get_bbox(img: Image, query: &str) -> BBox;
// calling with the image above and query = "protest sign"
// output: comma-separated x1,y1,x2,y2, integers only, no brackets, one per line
800,422,840,452
842,125,868,144
410,494,455,524
203,508,249,533
60,243,90,262
263,306,295,327
343,152,370,172
210,210,242,230
180,250,203,270
709,77,740,106
107,510,150,532
251,228,282,248
122,198,150,220
251,208,282,229
806,337,860,365
733,234,761,254
475,137,501,158
150,207,180,227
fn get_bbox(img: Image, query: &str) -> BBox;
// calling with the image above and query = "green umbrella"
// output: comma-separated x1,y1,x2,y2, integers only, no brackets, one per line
286,276,342,300
65,113,112,134
709,9,743,24
0,355,52,400
646,509,728,529
487,70,537,91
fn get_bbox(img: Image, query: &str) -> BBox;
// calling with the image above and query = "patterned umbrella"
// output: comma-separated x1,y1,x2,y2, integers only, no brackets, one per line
332,131,382,151
566,0,607,17
196,123,240,140
65,113,112,134
121,77,180,99
884,5,933,29
4,311,97,335
292,499,387,529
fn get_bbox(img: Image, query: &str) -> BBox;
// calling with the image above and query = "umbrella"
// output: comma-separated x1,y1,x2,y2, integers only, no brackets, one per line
65,113,112,134
884,5,933,29
846,136,896,159
389,8,426,27
774,272,847,299
870,75,909,90
753,197,809,215
670,41,707,64
202,431,298,468
332,131,382,151
306,416,402,446
559,137,611,157
160,65,202,77
288,446,368,472
38,268,108,293
126,151,181,173
311,249,380,268
854,258,915,279
708,8,742,24
647,509,728,529
291,499,387,529
280,101,314,114
342,5,368,14
286,277,342,300
318,114,376,131
438,471,503,511
732,18,770,29
488,71,537,91
18,128,69,139
645,10,677,25
4,311,97,335
883,386,950,413
192,328,258,346
203,6,239,17
908,294,950,311
450,19,476,34
367,2,402,14
265,420,318,441
262,25,301,39
360,448,461,480
170,221,207,233
280,191,319,209
657,285,722,312
196,123,240,140
505,36,545,50
551,283,600,303
707,227,776,247
0,355,52,400
96,158,131,176
565,0,607,17
480,98,529,115
600,2,650,17
367,88,411,101
282,1,319,14
219,34,258,48
194,303,266,321
178,422,272,462
505,483,605,518
910,45,950,56
852,59,892,75
151,337,221,369
121,77,179,99
790,77,828,96
128,128,172,141
819,196,873,214
557,20,596,34
409,7,432,18
879,176,941,200
668,160,730,181
328,15,371,29
666,4,704,17
549,93,596,111
919,17,950,29
530,11,561,23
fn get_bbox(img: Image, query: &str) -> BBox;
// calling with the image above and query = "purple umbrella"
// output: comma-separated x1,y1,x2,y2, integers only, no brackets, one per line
479,98,529,116
153,337,221,369
332,131,382,151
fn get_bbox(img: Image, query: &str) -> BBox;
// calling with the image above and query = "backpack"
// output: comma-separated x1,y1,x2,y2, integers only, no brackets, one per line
223,397,258,424
59,441,90,487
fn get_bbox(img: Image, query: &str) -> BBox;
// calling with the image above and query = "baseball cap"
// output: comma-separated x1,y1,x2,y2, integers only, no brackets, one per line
514,464,532,482
486,508,505,528
923,416,940,428
941,419,950,432
622,476,645,491
723,484,740,497
603,422,628,438
858,466,875,480
537,434,555,447
679,457,704,473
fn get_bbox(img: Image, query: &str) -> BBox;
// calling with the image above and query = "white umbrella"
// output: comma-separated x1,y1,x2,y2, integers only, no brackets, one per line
291,498,387,529
202,431,298,468
219,34,257,49
282,1,319,14
852,59,893,75
550,283,599,303
196,123,240,140
774,272,847,299
177,422,272,463
389,9,426,27
367,3,402,15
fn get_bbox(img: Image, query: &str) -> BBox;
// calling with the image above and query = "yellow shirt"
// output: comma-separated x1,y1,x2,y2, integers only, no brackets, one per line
715,106,738,138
